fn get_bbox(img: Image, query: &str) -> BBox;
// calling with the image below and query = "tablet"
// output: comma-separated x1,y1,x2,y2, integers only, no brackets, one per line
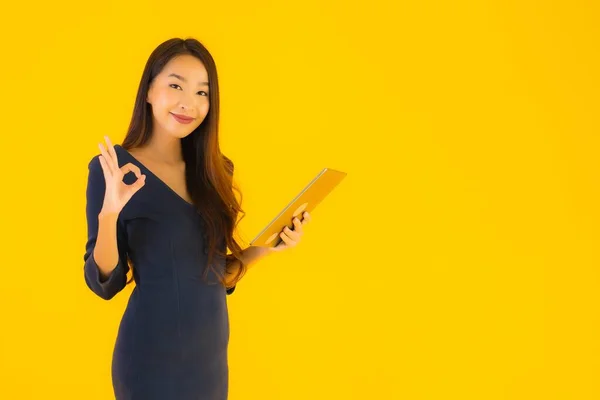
250,168,347,247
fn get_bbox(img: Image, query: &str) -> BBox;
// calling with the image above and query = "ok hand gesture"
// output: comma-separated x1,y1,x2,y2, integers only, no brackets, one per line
98,136,146,216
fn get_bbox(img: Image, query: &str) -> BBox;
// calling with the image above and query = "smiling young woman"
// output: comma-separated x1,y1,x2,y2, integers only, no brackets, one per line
82,37,310,400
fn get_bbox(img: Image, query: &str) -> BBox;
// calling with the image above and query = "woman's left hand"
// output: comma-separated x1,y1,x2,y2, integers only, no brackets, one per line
270,211,312,252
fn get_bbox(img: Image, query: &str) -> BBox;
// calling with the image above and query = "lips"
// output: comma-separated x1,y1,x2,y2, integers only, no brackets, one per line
170,113,195,124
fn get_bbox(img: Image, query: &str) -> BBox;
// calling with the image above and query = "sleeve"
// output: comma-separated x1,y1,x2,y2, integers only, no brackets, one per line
83,155,130,300
225,239,236,296
224,155,236,296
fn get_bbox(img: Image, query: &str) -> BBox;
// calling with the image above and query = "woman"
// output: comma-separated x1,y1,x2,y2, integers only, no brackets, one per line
83,37,310,400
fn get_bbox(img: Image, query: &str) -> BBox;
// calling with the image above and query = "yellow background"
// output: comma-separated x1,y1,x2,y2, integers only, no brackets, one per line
0,0,599,398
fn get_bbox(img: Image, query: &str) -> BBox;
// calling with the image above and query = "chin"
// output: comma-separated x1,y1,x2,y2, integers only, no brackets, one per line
165,121,198,135
168,130,194,139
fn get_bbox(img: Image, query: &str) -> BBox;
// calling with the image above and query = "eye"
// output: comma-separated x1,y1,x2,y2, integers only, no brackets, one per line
170,84,208,97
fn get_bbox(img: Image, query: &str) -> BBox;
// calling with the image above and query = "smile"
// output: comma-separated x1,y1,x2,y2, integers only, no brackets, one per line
170,113,195,124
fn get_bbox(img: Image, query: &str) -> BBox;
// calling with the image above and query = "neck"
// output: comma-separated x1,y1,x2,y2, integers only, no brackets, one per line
142,133,184,165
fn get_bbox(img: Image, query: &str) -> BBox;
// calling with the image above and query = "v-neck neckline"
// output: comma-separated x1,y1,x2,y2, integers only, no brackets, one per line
115,144,196,209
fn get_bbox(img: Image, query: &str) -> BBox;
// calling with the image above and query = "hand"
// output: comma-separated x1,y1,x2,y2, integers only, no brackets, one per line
270,211,312,253
97,136,146,216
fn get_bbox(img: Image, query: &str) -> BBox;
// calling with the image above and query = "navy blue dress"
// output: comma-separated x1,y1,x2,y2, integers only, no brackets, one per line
83,144,235,400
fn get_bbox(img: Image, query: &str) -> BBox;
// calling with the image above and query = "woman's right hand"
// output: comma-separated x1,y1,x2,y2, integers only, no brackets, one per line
97,136,146,216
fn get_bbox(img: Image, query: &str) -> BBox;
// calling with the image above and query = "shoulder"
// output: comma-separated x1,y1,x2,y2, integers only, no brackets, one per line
88,144,127,172
88,154,102,172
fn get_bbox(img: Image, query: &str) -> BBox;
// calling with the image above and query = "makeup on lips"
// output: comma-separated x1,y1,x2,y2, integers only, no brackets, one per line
170,113,195,124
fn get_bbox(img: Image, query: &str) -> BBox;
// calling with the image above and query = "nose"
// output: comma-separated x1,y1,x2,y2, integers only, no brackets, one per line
179,98,191,110
178,93,196,110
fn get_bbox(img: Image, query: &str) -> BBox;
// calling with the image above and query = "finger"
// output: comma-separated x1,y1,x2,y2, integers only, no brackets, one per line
100,136,118,173
98,155,112,181
284,226,300,241
280,231,297,247
104,136,120,170
292,217,304,234
121,162,143,178
302,211,311,224
288,220,303,237
98,143,115,176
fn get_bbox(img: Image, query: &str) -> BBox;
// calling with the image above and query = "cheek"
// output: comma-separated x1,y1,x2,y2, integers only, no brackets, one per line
156,89,179,109
199,101,210,115
150,89,209,119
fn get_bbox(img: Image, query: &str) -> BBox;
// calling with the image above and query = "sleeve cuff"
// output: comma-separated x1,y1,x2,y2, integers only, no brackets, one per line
84,251,126,299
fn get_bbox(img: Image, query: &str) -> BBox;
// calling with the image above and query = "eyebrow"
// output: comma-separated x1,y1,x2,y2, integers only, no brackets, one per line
167,73,209,87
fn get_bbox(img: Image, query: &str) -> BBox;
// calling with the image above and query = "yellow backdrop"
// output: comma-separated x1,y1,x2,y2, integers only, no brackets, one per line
1,0,599,398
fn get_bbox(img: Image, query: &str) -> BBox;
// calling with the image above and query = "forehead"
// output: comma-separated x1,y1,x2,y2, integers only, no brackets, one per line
162,54,208,79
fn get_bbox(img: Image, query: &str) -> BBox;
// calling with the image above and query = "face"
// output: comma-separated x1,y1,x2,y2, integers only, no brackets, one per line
146,54,210,139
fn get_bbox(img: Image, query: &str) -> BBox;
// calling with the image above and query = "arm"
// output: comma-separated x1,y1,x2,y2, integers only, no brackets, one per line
93,212,121,280
224,245,274,292
224,212,311,294
83,156,129,300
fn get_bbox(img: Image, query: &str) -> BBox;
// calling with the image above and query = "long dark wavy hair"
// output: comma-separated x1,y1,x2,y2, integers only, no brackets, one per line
120,37,247,289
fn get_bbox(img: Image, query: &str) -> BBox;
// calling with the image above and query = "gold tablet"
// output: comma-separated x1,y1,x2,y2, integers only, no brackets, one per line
250,168,347,247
